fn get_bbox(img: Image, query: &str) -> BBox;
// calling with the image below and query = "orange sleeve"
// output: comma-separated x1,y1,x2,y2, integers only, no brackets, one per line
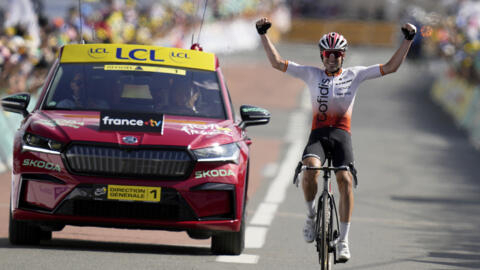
379,64,386,76
282,60,289,72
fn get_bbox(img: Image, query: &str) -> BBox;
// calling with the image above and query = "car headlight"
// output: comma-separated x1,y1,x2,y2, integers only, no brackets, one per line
193,143,240,163
23,133,64,154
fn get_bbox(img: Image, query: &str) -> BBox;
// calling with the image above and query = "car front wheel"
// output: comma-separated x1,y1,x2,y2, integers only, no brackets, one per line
211,217,245,255
9,207,41,245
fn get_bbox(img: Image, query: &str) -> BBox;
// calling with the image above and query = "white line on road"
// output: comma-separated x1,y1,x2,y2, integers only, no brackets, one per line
262,162,279,178
215,254,259,264
245,226,268,248
249,202,278,226
217,88,309,264
264,139,303,204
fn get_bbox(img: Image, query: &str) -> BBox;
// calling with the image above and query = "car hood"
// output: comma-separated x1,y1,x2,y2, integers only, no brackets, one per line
28,111,239,149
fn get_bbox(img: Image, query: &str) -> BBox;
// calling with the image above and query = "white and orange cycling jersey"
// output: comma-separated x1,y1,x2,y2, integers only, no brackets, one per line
285,61,385,133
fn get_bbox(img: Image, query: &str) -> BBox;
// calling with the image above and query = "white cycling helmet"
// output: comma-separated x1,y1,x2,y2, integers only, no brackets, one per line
318,32,348,51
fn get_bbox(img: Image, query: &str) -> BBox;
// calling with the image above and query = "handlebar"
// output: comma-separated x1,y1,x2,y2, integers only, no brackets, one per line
303,165,345,171
293,161,358,188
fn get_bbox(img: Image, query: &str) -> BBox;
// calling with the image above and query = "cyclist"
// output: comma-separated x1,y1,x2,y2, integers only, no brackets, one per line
255,17,416,262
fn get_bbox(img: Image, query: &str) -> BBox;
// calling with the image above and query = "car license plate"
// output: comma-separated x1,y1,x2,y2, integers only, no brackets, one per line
107,185,161,202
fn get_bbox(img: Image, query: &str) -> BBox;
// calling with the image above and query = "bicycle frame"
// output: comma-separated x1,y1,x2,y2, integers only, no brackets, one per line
293,157,345,268
316,157,341,266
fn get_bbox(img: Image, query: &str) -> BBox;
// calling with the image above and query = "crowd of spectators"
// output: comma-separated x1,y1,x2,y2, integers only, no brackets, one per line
285,0,404,21
391,0,480,85
423,0,480,85
0,0,287,96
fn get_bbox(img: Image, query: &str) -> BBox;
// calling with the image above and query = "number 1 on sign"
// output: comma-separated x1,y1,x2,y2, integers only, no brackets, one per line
147,187,161,202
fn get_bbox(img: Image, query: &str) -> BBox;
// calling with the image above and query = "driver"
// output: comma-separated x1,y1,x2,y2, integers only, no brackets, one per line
57,73,109,110
167,86,200,115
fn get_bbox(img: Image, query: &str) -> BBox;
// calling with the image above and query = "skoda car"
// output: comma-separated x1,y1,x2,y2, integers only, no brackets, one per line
1,43,270,255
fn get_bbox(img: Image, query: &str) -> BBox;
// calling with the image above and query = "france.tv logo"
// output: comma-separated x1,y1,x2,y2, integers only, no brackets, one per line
100,112,164,133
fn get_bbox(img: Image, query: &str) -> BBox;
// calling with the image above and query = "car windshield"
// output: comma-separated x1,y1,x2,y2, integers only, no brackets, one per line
43,63,226,119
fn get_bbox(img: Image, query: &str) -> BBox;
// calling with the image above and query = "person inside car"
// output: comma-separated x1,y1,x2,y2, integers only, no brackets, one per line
151,86,169,113
57,72,109,110
166,86,200,116
151,77,173,113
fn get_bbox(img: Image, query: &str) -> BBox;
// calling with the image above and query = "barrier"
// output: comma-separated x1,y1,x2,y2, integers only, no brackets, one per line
283,18,397,47
431,74,480,149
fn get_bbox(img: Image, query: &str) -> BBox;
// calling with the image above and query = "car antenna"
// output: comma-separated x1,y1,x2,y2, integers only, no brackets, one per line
190,0,198,47
190,0,207,51
196,0,208,45
78,0,85,44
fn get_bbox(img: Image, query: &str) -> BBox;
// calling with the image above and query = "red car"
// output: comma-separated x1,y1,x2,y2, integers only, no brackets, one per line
1,43,270,255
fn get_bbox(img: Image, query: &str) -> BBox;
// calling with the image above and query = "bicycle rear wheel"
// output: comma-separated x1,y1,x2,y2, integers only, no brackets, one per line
316,192,333,270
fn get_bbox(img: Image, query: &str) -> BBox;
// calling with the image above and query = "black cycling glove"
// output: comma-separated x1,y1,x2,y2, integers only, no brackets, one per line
401,27,416,40
256,22,271,35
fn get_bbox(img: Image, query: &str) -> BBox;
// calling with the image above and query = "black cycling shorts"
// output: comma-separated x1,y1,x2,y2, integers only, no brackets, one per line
302,127,354,167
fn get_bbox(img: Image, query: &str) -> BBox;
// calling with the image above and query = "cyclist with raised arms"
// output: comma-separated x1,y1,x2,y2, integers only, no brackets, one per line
255,17,416,262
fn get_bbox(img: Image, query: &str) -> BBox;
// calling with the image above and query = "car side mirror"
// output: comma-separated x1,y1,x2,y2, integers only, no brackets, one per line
239,105,270,129
1,93,30,117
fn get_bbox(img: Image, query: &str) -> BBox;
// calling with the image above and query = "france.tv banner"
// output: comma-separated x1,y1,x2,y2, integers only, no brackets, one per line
100,111,164,133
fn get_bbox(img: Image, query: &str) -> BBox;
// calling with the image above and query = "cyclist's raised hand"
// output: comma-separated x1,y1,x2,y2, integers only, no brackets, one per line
401,23,417,41
256,17,286,71
256,17,272,35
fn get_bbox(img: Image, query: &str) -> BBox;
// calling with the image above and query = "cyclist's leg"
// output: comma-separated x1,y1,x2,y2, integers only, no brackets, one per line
335,170,353,261
331,129,354,261
301,129,326,203
330,128,354,224
302,156,321,243
301,129,326,243
302,156,321,202
335,170,353,223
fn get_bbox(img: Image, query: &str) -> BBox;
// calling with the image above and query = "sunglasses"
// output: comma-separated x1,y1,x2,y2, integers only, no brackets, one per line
322,50,344,58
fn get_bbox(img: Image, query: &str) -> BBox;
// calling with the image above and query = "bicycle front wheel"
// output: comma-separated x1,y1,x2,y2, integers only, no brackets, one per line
317,192,333,270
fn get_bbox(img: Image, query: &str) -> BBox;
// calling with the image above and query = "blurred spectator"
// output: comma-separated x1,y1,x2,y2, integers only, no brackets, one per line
422,0,480,84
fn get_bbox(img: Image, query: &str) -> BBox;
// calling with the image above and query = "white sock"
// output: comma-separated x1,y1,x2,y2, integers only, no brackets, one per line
339,222,350,242
306,200,315,218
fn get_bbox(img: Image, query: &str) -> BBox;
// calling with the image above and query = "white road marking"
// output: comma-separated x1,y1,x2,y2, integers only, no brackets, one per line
217,88,309,263
216,254,260,264
245,94,308,249
262,162,279,178
249,202,278,226
245,226,268,248
264,139,303,204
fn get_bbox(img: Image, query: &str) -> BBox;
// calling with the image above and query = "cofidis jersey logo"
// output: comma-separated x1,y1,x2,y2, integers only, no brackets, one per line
100,111,164,133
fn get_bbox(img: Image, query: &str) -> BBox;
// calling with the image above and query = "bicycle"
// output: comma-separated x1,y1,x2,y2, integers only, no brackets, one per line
293,154,358,270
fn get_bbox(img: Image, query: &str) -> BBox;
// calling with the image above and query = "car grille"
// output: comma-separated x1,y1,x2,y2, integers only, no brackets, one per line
65,144,193,178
